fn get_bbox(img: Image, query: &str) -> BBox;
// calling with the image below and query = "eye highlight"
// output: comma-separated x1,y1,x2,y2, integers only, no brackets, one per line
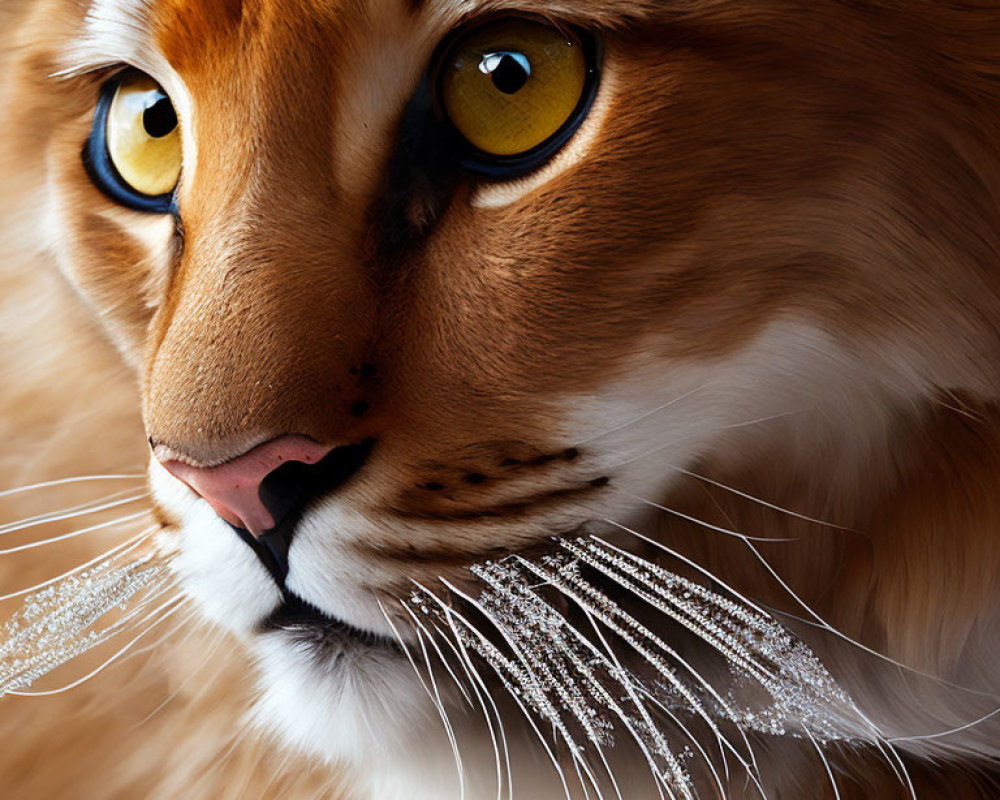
84,70,181,213
436,18,600,174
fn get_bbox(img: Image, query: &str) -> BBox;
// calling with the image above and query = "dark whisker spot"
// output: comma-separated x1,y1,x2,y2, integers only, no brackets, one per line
464,472,487,485
422,482,445,491
589,476,610,488
350,401,370,418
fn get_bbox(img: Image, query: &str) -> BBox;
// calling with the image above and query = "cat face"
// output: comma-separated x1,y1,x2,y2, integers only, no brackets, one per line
8,0,1000,791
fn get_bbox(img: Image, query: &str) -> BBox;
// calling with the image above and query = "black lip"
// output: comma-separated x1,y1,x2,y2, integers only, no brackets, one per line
263,593,395,650
230,439,375,587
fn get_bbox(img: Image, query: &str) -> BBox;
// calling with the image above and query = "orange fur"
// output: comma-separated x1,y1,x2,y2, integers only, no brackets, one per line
2,0,1000,797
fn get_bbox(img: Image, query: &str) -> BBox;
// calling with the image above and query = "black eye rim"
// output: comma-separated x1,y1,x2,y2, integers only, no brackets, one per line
81,69,179,215
432,17,603,180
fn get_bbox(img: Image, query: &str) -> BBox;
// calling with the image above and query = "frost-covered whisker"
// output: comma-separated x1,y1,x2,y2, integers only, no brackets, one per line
415,586,575,800
0,536,178,696
6,594,187,698
0,526,156,603
407,534,891,799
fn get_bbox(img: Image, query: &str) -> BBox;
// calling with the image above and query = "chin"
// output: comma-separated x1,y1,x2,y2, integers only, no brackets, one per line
250,620,430,765
150,456,456,778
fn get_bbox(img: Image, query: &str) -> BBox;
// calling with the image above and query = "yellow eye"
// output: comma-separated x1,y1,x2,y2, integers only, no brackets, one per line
106,73,182,197
438,18,590,158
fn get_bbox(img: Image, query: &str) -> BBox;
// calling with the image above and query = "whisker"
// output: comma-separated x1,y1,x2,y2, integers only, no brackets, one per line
0,510,151,555
377,597,473,797
414,584,576,800
603,522,915,796
759,601,1000,702
633,683,732,800
398,603,467,800
522,547,766,796
435,576,628,800
664,466,848,530
410,612,476,710
136,620,223,727
521,546,762,791
807,731,841,800
0,474,144,500
0,546,176,695
575,384,714,446
574,602,675,800
425,615,512,800
617,489,800,543
5,594,185,697
0,491,148,536
121,604,200,664
733,531,999,706
889,703,1000,744
602,522,780,623
609,410,800,470
0,525,157,602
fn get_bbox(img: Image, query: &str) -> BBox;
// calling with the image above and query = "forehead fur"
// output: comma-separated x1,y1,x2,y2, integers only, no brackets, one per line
65,0,661,74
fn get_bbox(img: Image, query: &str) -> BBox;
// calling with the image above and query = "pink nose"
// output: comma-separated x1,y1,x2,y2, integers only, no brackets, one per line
157,436,334,536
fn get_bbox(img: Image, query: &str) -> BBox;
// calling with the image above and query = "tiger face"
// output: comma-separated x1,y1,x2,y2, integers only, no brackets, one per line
5,0,1000,796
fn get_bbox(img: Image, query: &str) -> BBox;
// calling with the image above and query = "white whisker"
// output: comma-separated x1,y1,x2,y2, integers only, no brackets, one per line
0,491,148,536
436,576,613,799
889,703,1000,743
398,602,467,800
427,615,512,800
617,489,800,543
0,510,150,555
601,522,915,797
414,583,576,800
6,593,185,697
664,466,847,530
0,525,157,602
610,411,800,470
807,731,841,800
0,474,144,500
575,384,714,446
525,544,762,791
137,622,224,726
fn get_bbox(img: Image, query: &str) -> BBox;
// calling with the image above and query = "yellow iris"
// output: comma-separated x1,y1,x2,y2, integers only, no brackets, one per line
439,18,587,157
107,74,181,197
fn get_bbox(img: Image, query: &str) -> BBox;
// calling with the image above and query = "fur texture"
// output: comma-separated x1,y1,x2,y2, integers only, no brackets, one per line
2,0,1000,797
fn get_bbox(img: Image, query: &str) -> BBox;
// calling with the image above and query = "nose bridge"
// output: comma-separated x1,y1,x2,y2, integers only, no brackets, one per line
143,12,377,464
143,189,376,464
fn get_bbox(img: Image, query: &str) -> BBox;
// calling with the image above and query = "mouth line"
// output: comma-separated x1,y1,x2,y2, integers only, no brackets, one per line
232,438,376,586
262,592,396,650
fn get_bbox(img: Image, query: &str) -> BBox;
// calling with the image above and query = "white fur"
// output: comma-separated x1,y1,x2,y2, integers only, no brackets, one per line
150,458,283,634
61,0,154,76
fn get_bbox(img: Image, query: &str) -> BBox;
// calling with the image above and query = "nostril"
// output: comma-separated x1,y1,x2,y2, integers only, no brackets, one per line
250,439,374,585
157,435,374,587
258,439,374,531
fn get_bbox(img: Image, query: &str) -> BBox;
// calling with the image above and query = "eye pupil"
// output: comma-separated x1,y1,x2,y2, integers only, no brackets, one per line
480,51,531,95
142,96,177,139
